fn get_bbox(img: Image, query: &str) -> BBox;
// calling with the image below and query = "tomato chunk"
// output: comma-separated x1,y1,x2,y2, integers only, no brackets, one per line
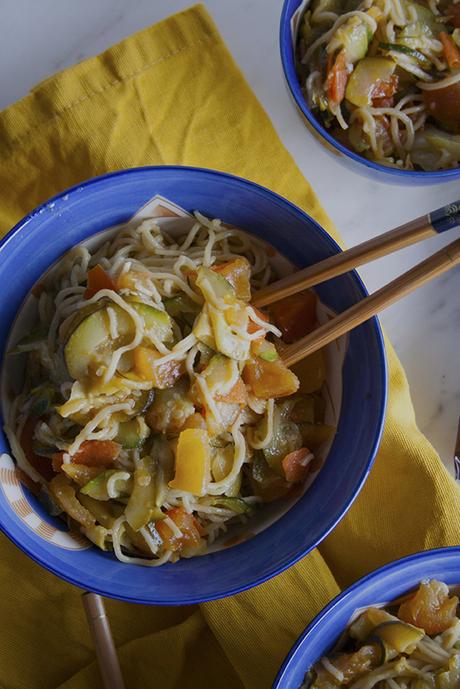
282,447,313,483
84,265,117,299
270,290,317,343
423,82,460,133
156,507,203,553
52,440,120,471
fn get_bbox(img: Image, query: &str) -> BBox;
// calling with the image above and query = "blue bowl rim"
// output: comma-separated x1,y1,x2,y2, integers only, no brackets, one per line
273,546,460,688
0,165,387,603
279,0,460,181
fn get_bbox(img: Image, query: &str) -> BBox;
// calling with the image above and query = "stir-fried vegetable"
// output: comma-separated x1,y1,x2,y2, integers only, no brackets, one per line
282,447,313,483
211,257,252,301
52,440,120,471
64,302,172,380
132,346,184,388
125,456,162,531
84,265,117,299
169,428,211,496
398,579,459,634
345,58,396,107
243,357,300,399
439,31,460,69
155,507,203,554
80,469,132,501
327,50,349,104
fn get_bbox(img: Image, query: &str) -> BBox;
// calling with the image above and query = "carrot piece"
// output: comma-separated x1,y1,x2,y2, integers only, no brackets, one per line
133,346,184,389
84,265,117,299
327,50,349,104
52,440,120,470
270,289,317,343
215,377,248,404
439,31,460,69
20,418,55,481
282,448,313,483
156,507,202,553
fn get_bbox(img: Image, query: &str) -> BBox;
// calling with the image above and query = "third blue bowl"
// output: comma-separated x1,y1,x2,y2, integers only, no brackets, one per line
274,546,460,689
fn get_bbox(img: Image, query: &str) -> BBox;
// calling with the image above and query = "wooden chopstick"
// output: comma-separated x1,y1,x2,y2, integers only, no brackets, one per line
281,237,460,367
82,592,126,689
253,201,460,308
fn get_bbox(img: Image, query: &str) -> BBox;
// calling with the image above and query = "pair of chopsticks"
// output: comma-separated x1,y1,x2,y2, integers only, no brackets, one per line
253,201,460,366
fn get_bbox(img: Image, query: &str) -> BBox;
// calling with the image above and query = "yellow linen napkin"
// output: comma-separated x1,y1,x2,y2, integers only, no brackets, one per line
0,5,458,689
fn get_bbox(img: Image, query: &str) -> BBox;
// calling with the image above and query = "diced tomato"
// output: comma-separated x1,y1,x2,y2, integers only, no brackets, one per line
212,257,252,301
423,82,460,133
215,377,248,404
156,507,203,553
282,448,312,483
84,265,117,299
327,50,349,105
447,4,460,27
270,290,317,343
51,440,120,471
20,418,55,481
133,346,184,389
371,74,399,107
243,357,299,399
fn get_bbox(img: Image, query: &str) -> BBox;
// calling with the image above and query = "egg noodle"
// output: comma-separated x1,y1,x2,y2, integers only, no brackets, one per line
302,580,460,689
6,213,332,565
297,0,460,170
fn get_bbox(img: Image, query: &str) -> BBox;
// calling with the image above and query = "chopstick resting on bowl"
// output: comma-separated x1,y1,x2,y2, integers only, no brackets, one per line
253,201,460,367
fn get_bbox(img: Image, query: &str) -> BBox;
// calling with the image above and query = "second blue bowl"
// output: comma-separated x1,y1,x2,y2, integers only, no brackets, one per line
280,0,460,185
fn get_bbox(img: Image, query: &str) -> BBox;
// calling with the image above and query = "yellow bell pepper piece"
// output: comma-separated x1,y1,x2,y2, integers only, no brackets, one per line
169,429,211,496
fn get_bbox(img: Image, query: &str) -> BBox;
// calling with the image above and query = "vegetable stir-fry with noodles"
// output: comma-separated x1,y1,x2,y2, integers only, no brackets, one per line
5,213,334,566
297,0,460,169
302,580,460,689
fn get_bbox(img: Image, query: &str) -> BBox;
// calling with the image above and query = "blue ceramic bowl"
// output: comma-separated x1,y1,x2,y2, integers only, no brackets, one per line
0,166,386,604
280,0,460,184
273,547,460,689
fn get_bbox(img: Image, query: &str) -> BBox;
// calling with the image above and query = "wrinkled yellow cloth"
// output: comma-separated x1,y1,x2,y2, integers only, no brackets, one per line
0,5,458,689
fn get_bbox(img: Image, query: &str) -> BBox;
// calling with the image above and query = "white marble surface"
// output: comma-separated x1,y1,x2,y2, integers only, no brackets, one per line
1,0,459,472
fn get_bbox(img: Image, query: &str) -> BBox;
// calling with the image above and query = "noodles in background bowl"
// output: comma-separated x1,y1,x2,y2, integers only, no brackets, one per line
2,207,343,566
296,0,460,170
